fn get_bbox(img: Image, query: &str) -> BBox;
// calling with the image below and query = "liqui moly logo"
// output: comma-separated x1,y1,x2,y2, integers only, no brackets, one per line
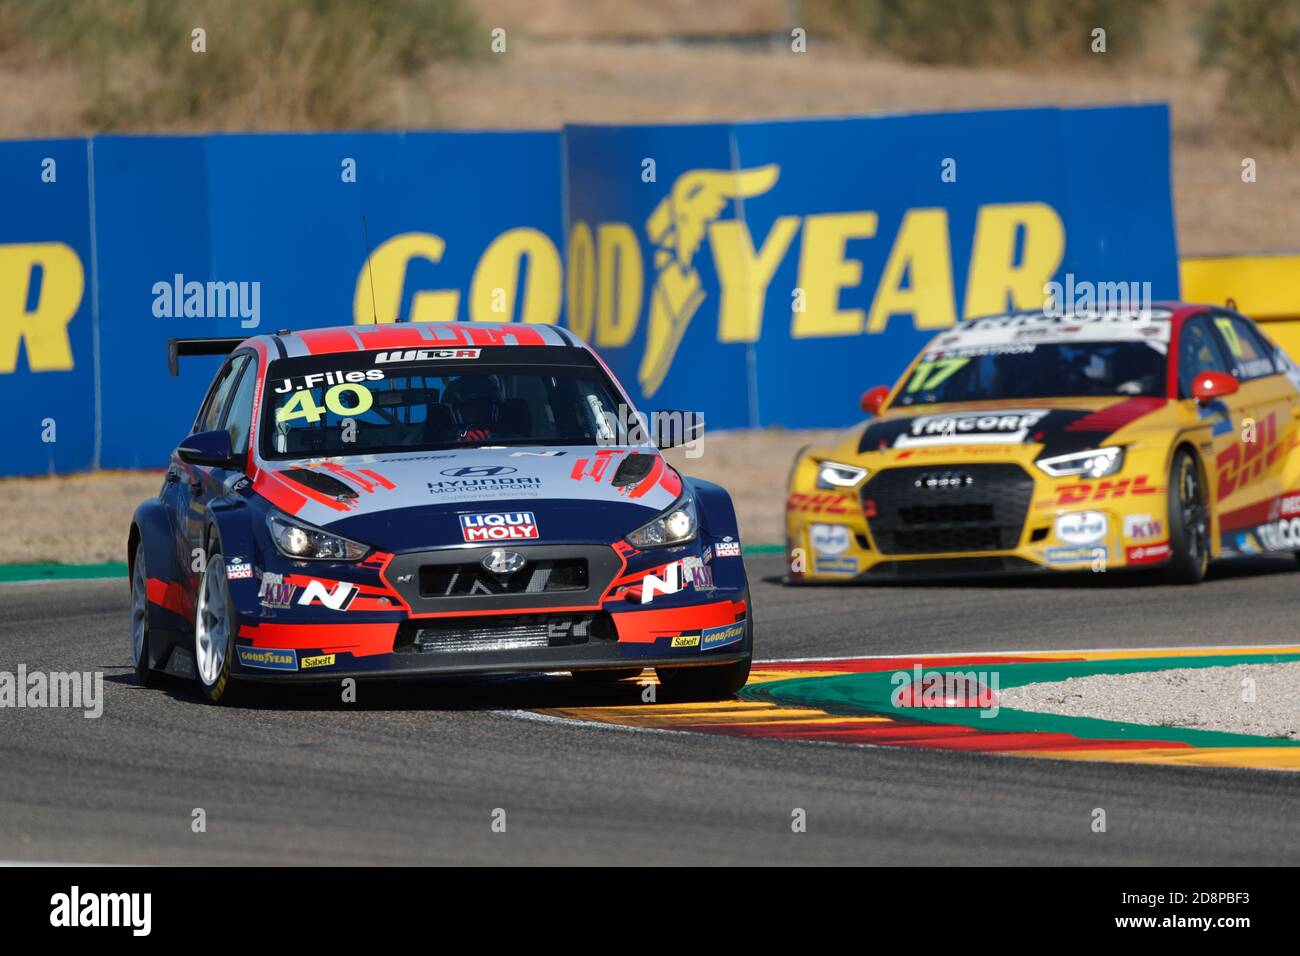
460,512,539,542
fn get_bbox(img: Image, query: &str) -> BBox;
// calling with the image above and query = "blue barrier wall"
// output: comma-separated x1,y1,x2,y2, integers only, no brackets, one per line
0,106,1177,476
0,138,97,474
567,105,1179,428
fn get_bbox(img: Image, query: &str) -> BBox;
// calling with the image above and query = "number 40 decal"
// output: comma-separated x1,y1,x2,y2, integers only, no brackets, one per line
276,384,373,424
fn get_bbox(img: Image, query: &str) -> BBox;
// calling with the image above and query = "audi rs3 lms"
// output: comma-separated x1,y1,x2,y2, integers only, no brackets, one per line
786,304,1300,583
129,321,751,703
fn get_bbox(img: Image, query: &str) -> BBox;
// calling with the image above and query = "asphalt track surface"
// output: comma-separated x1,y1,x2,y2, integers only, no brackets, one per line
3,555,1300,865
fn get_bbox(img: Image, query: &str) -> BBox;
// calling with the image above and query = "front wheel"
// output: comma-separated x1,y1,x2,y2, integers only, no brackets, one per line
656,655,752,701
195,552,245,704
1162,449,1209,585
656,592,754,701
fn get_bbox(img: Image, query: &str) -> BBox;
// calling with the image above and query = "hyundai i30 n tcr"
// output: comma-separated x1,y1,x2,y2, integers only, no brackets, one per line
786,304,1300,583
129,322,751,703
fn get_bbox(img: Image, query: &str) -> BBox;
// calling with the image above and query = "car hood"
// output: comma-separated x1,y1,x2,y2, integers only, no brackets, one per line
852,395,1169,460
252,445,682,549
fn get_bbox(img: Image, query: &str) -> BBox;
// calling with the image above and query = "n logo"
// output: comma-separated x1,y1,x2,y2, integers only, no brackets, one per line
640,562,681,604
297,580,358,610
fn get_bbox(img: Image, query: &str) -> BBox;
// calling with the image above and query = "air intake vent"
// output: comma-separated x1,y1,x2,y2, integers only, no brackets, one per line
278,468,358,499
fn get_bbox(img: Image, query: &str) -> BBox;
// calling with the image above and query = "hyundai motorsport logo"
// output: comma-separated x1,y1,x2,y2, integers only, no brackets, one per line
460,511,539,542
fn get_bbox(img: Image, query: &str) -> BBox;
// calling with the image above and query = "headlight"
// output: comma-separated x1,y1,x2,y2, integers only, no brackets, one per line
267,513,370,561
1035,447,1125,478
626,493,698,548
815,461,869,490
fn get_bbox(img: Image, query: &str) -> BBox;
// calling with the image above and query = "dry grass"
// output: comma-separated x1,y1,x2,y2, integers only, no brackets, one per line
428,35,1300,254
0,471,162,564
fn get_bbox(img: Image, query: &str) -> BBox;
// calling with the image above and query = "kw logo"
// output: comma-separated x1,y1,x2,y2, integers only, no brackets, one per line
640,165,780,395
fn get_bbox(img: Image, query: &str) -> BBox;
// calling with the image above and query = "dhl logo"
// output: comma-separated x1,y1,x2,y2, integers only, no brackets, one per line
1216,413,1280,501
4,165,1066,388
787,492,858,515
1038,475,1162,507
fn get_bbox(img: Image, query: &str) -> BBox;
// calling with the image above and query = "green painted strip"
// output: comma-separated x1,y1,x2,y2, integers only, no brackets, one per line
742,653,1300,749
743,543,784,555
0,562,128,583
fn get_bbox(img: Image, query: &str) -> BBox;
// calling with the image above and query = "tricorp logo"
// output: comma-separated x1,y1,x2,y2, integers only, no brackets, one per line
460,511,539,542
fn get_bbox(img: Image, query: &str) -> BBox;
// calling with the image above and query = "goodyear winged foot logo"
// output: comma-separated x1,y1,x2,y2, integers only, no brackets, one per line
639,164,779,396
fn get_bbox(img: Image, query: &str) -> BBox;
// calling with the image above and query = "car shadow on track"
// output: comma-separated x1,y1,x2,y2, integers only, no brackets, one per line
758,555,1300,590
115,667,678,713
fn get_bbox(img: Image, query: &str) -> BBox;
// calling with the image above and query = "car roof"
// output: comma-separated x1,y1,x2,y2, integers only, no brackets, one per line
242,321,582,360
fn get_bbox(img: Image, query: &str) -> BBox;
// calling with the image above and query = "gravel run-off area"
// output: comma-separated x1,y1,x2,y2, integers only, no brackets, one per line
998,663,1300,741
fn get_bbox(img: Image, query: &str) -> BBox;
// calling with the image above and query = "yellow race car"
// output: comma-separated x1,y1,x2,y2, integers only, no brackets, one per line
786,304,1300,584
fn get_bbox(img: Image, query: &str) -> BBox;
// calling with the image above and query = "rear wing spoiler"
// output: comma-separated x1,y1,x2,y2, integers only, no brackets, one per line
167,337,247,376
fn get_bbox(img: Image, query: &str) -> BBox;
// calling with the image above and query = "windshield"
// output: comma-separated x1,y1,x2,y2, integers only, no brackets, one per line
894,342,1166,407
260,347,629,459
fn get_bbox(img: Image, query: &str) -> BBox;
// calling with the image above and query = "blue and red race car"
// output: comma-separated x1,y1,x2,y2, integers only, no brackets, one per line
129,321,751,703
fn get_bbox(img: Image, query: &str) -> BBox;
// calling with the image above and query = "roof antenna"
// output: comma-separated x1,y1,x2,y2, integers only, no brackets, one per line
361,214,386,323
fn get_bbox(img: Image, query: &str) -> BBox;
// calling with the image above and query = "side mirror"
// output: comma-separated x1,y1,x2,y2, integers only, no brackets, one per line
1191,370,1239,402
177,429,237,467
650,409,705,450
860,386,890,416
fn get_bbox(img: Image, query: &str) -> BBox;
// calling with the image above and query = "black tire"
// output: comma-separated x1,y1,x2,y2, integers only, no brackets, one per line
129,541,162,688
571,668,644,684
195,550,247,705
656,655,752,701
655,591,754,701
1162,448,1209,585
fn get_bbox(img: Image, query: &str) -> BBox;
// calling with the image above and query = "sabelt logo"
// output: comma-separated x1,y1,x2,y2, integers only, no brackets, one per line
460,511,539,542
670,635,701,648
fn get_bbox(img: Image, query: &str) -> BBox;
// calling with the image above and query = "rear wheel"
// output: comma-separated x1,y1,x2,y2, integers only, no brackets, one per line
195,552,245,704
130,542,162,687
1162,449,1209,585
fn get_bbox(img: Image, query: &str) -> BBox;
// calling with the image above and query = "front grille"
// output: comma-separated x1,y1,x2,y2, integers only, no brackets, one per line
385,544,622,615
394,612,616,654
420,559,587,598
864,463,1033,555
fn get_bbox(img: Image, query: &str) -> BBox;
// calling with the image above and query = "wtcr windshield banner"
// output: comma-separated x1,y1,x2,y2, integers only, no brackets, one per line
0,105,1177,476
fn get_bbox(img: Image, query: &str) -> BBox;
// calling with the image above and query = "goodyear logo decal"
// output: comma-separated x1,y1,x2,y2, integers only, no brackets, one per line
235,646,298,671
700,622,745,651
348,166,1067,398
